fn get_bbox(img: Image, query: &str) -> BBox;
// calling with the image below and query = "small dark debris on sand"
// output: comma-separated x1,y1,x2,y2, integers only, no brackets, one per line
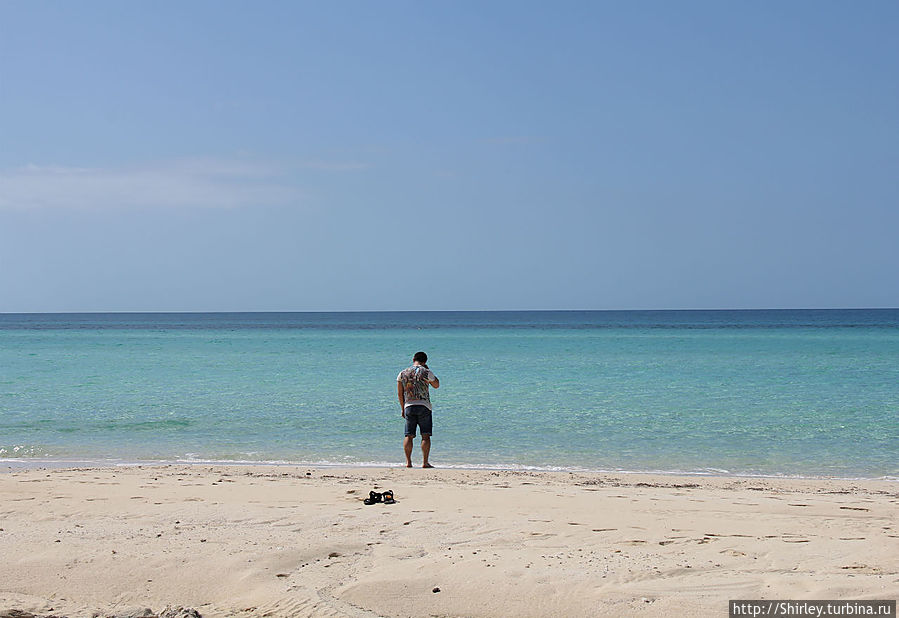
98,607,202,618
0,606,202,618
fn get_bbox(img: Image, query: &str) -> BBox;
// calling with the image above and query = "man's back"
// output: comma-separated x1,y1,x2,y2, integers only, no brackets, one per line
398,364,437,410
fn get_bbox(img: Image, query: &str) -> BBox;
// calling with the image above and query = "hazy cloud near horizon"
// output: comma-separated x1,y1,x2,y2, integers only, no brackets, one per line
0,157,379,211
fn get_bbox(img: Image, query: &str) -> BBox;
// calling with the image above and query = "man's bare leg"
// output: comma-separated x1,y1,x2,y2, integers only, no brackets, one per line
403,436,414,468
421,434,432,468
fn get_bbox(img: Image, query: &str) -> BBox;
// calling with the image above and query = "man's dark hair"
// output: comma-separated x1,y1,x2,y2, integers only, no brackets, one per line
413,351,428,364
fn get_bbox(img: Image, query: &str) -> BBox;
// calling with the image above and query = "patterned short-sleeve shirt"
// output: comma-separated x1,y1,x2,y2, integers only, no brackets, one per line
397,365,437,410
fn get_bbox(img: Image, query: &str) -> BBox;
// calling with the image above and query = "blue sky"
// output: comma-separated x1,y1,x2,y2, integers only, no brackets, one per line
1,1,897,311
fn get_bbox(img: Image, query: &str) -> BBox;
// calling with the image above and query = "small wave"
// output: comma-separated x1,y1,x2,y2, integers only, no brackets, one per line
41,419,194,433
0,444,49,458
111,419,193,430
2,455,892,482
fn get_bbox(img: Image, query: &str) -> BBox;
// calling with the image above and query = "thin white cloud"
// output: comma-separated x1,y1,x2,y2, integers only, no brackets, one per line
482,136,541,145
0,158,302,210
297,160,370,172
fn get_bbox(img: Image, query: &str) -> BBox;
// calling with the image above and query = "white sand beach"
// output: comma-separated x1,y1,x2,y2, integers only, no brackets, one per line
0,465,896,617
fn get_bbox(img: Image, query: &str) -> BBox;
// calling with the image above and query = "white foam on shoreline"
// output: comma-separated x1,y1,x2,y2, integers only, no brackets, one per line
2,456,896,481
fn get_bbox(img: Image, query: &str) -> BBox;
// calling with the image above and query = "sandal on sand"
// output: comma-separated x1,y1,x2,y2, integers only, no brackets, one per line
382,490,396,505
364,491,382,505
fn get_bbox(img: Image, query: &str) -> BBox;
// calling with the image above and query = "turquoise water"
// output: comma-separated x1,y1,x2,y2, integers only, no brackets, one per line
1,311,897,477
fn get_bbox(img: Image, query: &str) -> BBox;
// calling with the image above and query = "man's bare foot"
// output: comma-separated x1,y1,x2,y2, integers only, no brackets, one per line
422,463,433,468
405,463,413,468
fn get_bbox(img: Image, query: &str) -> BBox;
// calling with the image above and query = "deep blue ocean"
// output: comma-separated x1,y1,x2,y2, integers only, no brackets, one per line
1,310,897,478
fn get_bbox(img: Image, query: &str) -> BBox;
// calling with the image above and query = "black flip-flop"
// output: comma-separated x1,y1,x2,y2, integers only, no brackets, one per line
382,490,396,505
363,491,382,505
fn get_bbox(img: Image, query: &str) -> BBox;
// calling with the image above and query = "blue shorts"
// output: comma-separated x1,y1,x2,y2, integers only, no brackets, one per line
404,405,432,437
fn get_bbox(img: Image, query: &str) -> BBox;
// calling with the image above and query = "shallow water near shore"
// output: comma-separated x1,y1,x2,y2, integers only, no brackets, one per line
1,310,897,477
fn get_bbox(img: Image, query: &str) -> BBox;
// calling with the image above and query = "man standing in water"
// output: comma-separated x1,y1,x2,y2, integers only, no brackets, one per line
397,351,439,468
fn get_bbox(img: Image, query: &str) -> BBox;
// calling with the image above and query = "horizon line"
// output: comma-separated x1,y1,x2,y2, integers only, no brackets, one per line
2,307,898,316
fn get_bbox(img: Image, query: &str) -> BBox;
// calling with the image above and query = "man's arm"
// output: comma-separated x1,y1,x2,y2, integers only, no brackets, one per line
397,381,406,416
429,373,440,389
